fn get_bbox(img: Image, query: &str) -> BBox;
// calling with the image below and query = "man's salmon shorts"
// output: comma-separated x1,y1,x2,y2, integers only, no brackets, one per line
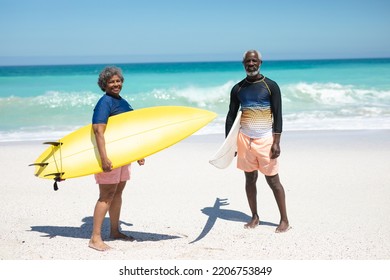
237,132,278,176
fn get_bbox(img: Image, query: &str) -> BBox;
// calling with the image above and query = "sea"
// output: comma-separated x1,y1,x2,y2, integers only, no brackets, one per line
1,58,390,142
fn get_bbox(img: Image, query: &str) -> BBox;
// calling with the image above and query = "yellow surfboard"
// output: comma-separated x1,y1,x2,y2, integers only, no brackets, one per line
30,106,217,181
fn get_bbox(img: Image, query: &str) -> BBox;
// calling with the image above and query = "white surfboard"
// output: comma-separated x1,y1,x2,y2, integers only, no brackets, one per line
209,111,242,169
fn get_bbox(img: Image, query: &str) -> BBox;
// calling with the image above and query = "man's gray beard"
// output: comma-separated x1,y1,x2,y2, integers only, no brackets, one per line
246,70,259,77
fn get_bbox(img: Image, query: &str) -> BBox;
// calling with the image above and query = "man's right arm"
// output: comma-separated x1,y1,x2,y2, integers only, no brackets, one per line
225,85,240,137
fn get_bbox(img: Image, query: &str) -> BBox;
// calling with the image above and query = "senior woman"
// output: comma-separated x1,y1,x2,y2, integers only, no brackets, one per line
89,66,145,251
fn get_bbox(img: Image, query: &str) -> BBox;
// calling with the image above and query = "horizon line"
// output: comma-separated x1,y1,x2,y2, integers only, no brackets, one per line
0,55,389,67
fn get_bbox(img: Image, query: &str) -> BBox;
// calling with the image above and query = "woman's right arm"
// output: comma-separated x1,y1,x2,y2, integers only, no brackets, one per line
93,123,112,172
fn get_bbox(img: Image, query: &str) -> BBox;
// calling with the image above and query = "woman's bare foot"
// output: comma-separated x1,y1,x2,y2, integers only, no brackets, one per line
275,220,291,233
244,214,260,229
88,240,112,251
110,232,135,241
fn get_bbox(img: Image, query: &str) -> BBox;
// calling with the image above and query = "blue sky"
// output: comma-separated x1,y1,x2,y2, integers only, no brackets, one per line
0,0,389,65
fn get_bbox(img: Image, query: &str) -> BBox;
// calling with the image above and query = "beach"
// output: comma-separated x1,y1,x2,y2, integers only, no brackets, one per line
1,129,389,262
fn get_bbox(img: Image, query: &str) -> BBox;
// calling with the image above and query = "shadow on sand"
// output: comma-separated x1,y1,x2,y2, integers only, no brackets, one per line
190,198,278,244
30,216,180,242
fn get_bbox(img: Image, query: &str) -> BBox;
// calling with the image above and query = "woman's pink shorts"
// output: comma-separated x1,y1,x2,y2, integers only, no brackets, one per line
237,132,279,176
94,164,131,184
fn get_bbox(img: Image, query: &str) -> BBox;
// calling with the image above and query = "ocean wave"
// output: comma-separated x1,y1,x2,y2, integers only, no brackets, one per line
0,90,99,108
282,82,390,117
0,125,83,142
283,82,390,105
1,81,389,141
2,81,388,113
125,80,236,113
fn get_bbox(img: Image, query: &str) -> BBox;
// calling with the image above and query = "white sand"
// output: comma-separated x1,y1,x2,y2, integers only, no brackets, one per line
1,130,390,262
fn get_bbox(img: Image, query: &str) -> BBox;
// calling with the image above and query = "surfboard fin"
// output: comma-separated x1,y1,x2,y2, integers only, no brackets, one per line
28,162,49,167
44,173,65,191
43,141,63,146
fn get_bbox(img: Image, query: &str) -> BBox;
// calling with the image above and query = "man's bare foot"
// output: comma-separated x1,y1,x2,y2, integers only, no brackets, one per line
88,240,112,251
275,221,291,233
110,232,135,241
244,214,260,229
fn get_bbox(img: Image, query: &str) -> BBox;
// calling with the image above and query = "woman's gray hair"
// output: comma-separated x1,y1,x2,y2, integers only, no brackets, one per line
97,66,124,92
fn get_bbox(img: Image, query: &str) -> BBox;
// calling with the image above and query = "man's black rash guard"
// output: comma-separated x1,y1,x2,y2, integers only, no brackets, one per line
225,76,283,137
